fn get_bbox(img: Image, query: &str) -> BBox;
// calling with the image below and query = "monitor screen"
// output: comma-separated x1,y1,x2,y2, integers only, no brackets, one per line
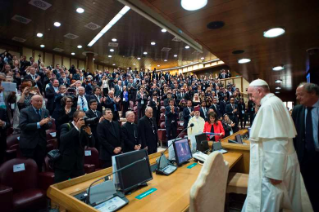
113,149,153,192
195,133,208,152
173,138,192,166
235,135,243,144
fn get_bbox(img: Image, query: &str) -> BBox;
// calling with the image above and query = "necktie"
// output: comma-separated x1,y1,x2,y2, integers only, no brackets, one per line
80,96,85,110
93,110,98,117
306,107,316,151
36,109,41,120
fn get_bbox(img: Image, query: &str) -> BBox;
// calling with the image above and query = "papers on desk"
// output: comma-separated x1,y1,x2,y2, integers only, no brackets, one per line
205,132,220,140
94,196,127,212
1,82,17,92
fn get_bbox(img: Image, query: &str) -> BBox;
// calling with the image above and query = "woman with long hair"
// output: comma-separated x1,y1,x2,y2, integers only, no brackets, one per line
203,111,225,141
222,114,235,137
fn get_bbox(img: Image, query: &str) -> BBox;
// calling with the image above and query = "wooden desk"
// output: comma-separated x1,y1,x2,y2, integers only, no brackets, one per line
48,152,243,212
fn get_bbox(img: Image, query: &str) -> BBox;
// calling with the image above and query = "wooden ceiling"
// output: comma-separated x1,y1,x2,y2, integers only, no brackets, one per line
0,0,216,70
139,0,319,99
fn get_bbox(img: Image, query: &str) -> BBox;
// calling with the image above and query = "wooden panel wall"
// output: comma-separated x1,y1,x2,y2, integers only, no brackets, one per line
63,57,70,69
78,60,85,69
22,47,32,60
45,52,53,67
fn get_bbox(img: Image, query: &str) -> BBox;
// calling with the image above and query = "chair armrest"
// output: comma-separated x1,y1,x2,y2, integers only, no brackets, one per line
0,184,13,212
38,172,55,192
84,164,95,174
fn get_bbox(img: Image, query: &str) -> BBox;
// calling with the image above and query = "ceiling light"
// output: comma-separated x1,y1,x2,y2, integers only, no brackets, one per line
201,57,204,60
151,42,156,45
71,52,75,55
164,59,167,62
174,54,178,57
181,0,208,11
157,65,160,67
272,65,284,71
275,91,280,94
113,64,116,66
77,45,82,48
238,58,251,64
185,45,190,49
108,55,112,58
40,44,45,48
143,52,148,55
275,79,282,83
137,57,141,60
76,8,85,13
87,6,130,47
161,29,167,33
37,33,43,38
93,58,95,61
275,87,281,90
133,63,136,65
54,22,61,27
110,49,114,52
263,27,285,38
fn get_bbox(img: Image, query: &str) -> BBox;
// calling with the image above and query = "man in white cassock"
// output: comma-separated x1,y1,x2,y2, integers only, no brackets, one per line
188,106,205,136
242,79,302,212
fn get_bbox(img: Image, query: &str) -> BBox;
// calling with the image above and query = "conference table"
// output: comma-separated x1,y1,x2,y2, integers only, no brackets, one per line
48,151,243,212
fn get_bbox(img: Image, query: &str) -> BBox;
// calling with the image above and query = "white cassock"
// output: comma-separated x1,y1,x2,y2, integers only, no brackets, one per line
187,116,205,136
242,93,302,212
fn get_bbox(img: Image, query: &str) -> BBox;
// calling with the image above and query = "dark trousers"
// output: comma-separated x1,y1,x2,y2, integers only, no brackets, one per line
239,115,246,129
249,113,255,126
138,107,146,119
300,151,319,212
113,111,119,121
20,144,46,172
122,101,129,118
166,122,177,140
54,167,84,183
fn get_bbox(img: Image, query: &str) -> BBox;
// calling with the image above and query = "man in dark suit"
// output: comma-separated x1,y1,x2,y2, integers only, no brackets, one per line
165,99,179,140
225,97,239,133
91,87,103,112
121,111,141,152
138,107,158,154
292,83,319,211
54,110,94,183
114,80,123,97
0,108,10,164
149,93,160,125
24,67,43,92
19,95,52,171
136,88,148,119
247,99,255,126
97,108,122,168
237,98,246,129
59,72,70,87
86,99,102,150
46,79,60,115
183,100,194,129
101,90,120,121
200,101,208,121
209,97,221,119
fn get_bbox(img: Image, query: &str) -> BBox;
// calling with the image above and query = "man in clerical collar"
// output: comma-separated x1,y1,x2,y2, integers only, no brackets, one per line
187,105,205,136
121,111,141,152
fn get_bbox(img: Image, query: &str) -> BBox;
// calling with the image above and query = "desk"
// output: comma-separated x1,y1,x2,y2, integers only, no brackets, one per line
48,152,243,212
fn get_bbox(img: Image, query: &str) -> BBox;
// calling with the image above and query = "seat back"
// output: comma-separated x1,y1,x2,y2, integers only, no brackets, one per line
190,152,229,212
0,158,38,193
6,134,20,150
84,147,100,168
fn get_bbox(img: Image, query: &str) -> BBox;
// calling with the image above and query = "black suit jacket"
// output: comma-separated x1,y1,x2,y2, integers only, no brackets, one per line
210,104,221,119
121,122,140,152
165,106,179,127
19,106,52,150
97,120,122,161
90,95,103,112
225,103,238,121
136,93,148,109
55,122,94,171
292,105,306,162
138,116,158,153
200,107,208,120
45,85,58,113
86,109,102,140
183,107,193,128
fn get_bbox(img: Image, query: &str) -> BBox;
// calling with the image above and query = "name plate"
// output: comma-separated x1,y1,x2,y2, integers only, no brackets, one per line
85,150,92,156
187,163,198,169
13,163,25,172
135,188,157,200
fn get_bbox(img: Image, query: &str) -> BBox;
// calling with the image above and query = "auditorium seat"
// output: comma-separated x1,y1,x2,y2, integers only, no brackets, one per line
157,122,167,146
0,158,47,211
160,100,164,106
190,152,229,212
227,172,248,194
5,134,20,161
160,106,165,113
84,147,100,173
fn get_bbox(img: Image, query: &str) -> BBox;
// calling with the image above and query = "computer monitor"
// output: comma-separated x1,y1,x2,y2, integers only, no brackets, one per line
235,135,243,144
195,133,209,153
173,138,192,166
113,149,153,193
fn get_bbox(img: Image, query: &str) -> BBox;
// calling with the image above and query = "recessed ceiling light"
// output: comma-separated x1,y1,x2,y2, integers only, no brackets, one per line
108,55,112,58
207,21,225,30
77,45,82,49
272,65,284,71
275,91,280,94
174,54,178,57
201,57,204,60
161,29,167,33
275,87,281,90
275,79,282,83
93,58,95,61
151,42,156,45
185,45,190,49
40,44,45,48
71,52,75,55
164,59,167,62
76,8,85,13
157,65,160,67
232,50,245,54
264,27,285,38
238,58,251,64
181,0,207,11
54,22,61,27
112,38,117,42
37,33,43,38
137,57,141,60
110,49,114,52
113,64,116,66
143,52,148,55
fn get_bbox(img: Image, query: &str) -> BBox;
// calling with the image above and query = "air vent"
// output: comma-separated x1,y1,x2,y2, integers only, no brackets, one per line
12,37,26,43
53,48,64,52
29,0,52,10
108,42,118,47
161,47,171,52
64,33,79,39
172,37,181,42
84,22,101,30
11,15,31,24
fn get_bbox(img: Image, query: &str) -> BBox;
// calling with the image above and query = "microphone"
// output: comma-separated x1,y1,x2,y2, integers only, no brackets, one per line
86,157,146,205
156,123,194,174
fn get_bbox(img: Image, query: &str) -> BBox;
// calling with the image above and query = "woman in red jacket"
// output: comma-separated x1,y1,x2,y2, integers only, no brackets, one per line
203,111,225,141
